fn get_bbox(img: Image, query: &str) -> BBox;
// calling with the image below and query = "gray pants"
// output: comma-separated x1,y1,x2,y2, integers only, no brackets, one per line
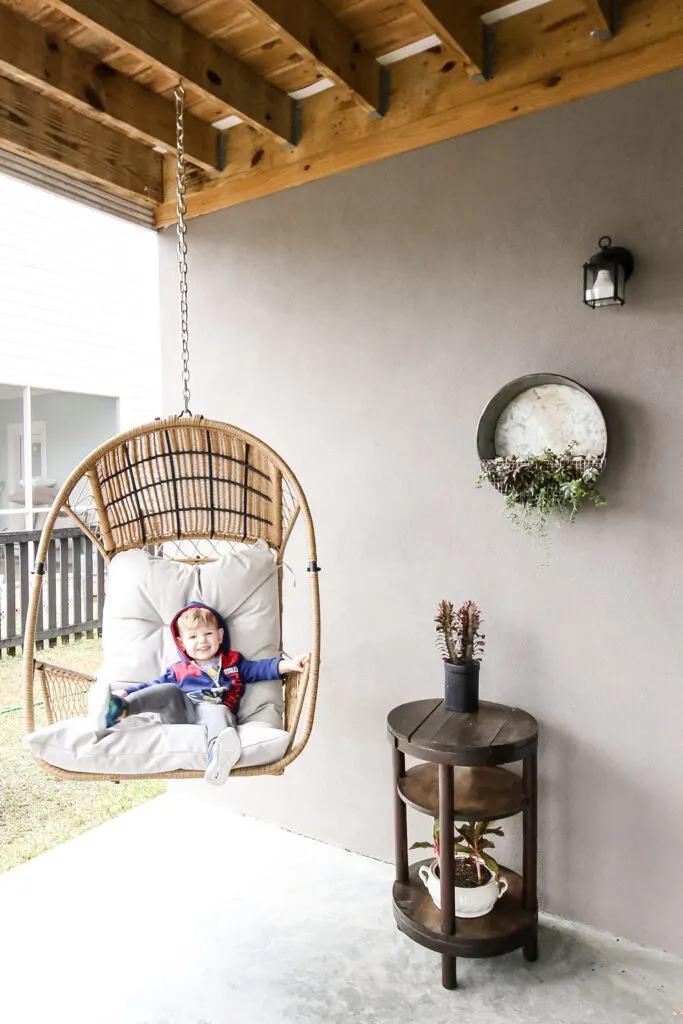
124,683,236,746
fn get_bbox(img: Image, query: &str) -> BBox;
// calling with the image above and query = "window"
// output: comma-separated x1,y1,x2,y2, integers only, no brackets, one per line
0,386,118,531
7,421,47,497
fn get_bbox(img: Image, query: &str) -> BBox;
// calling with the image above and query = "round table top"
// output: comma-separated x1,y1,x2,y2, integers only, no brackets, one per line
387,699,538,766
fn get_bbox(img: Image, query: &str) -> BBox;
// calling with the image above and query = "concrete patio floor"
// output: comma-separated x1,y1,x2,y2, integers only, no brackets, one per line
0,792,680,1024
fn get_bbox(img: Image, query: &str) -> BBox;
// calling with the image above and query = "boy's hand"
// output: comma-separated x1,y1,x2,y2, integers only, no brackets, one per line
278,653,310,675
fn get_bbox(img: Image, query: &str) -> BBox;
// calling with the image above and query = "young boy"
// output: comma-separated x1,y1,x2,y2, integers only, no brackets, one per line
101,602,307,785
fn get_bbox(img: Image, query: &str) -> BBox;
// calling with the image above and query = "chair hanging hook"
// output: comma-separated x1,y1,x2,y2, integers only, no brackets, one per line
175,81,192,418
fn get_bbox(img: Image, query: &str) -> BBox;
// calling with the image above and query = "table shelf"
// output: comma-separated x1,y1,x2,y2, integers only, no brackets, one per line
393,861,535,959
388,698,539,990
398,764,524,820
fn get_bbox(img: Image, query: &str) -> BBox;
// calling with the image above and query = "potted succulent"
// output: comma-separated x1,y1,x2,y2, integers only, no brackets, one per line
435,599,485,713
411,819,508,918
477,442,606,539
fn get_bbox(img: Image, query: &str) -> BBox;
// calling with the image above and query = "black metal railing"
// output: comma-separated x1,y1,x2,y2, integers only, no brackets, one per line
0,528,106,655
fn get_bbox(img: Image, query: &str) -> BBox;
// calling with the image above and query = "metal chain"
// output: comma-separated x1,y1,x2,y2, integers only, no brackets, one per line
175,82,191,416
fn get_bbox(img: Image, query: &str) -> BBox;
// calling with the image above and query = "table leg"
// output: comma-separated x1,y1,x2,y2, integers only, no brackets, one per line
438,763,457,989
392,747,408,885
522,751,538,962
442,955,457,989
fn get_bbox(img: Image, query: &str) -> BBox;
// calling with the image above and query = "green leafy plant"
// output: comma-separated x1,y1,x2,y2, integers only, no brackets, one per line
410,818,504,885
410,818,441,859
477,442,606,538
454,820,504,884
435,600,485,665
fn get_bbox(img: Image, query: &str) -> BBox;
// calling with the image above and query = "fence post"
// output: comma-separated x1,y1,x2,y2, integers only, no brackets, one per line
47,539,57,648
19,541,29,647
72,535,83,642
97,552,105,638
60,535,70,645
85,539,94,639
4,541,16,657
36,544,45,652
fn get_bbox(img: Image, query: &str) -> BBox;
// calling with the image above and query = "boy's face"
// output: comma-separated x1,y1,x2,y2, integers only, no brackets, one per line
179,623,224,662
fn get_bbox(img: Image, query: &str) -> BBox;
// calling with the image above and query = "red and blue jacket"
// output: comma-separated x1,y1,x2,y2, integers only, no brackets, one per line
122,602,282,715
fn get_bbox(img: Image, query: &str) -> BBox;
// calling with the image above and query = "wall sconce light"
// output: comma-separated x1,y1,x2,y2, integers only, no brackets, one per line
583,236,634,308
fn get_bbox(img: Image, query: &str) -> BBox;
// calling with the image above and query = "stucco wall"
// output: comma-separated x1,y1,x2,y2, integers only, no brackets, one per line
159,69,683,955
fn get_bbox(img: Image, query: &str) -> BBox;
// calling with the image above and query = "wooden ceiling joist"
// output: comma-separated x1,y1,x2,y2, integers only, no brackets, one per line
407,0,488,80
48,0,298,145
0,0,680,227
0,73,162,202
240,0,387,116
0,4,224,172
154,0,683,226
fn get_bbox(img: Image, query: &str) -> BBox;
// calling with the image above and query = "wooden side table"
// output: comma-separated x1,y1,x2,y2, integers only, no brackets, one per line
387,699,539,990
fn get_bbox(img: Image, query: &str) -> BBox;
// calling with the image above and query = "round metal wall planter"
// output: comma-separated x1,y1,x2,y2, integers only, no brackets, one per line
477,374,607,464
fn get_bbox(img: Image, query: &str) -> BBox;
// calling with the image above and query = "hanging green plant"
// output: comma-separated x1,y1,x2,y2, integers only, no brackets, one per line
477,442,606,538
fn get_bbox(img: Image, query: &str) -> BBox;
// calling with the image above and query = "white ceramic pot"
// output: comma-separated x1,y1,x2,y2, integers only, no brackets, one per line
418,856,508,918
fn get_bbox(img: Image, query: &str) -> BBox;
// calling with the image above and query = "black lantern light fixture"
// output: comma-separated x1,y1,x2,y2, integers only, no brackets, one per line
583,236,634,308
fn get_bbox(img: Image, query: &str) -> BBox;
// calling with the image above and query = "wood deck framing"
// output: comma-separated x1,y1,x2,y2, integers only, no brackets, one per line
0,0,680,225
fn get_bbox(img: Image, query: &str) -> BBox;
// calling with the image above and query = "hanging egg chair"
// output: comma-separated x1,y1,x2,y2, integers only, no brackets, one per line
22,87,320,781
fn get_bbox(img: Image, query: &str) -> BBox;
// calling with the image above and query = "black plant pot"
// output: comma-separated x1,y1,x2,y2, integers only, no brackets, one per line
444,662,480,713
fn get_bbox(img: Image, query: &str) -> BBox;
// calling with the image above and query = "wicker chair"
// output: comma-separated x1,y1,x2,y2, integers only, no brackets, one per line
23,415,320,781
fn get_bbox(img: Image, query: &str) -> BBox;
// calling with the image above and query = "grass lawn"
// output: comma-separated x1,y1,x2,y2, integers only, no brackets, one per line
0,637,165,873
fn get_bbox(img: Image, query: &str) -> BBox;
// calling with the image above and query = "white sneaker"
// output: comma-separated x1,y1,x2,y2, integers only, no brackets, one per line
204,728,242,786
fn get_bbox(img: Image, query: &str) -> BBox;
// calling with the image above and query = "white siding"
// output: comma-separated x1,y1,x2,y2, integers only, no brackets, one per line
0,174,161,428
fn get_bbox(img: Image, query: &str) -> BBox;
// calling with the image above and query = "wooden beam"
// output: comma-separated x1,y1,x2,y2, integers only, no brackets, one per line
155,0,683,227
407,0,487,79
241,0,385,115
584,0,616,40
0,74,162,203
0,5,222,173
50,0,296,145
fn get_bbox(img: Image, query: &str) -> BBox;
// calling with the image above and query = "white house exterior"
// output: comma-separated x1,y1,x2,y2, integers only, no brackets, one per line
0,173,161,530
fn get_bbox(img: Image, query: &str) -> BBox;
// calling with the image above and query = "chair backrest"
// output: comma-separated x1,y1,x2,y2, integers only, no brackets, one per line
57,416,305,563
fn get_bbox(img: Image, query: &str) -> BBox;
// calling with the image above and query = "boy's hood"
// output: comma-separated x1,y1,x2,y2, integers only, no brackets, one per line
170,601,230,663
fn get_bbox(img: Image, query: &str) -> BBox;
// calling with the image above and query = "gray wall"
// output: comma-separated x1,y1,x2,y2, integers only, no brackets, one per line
160,69,683,955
